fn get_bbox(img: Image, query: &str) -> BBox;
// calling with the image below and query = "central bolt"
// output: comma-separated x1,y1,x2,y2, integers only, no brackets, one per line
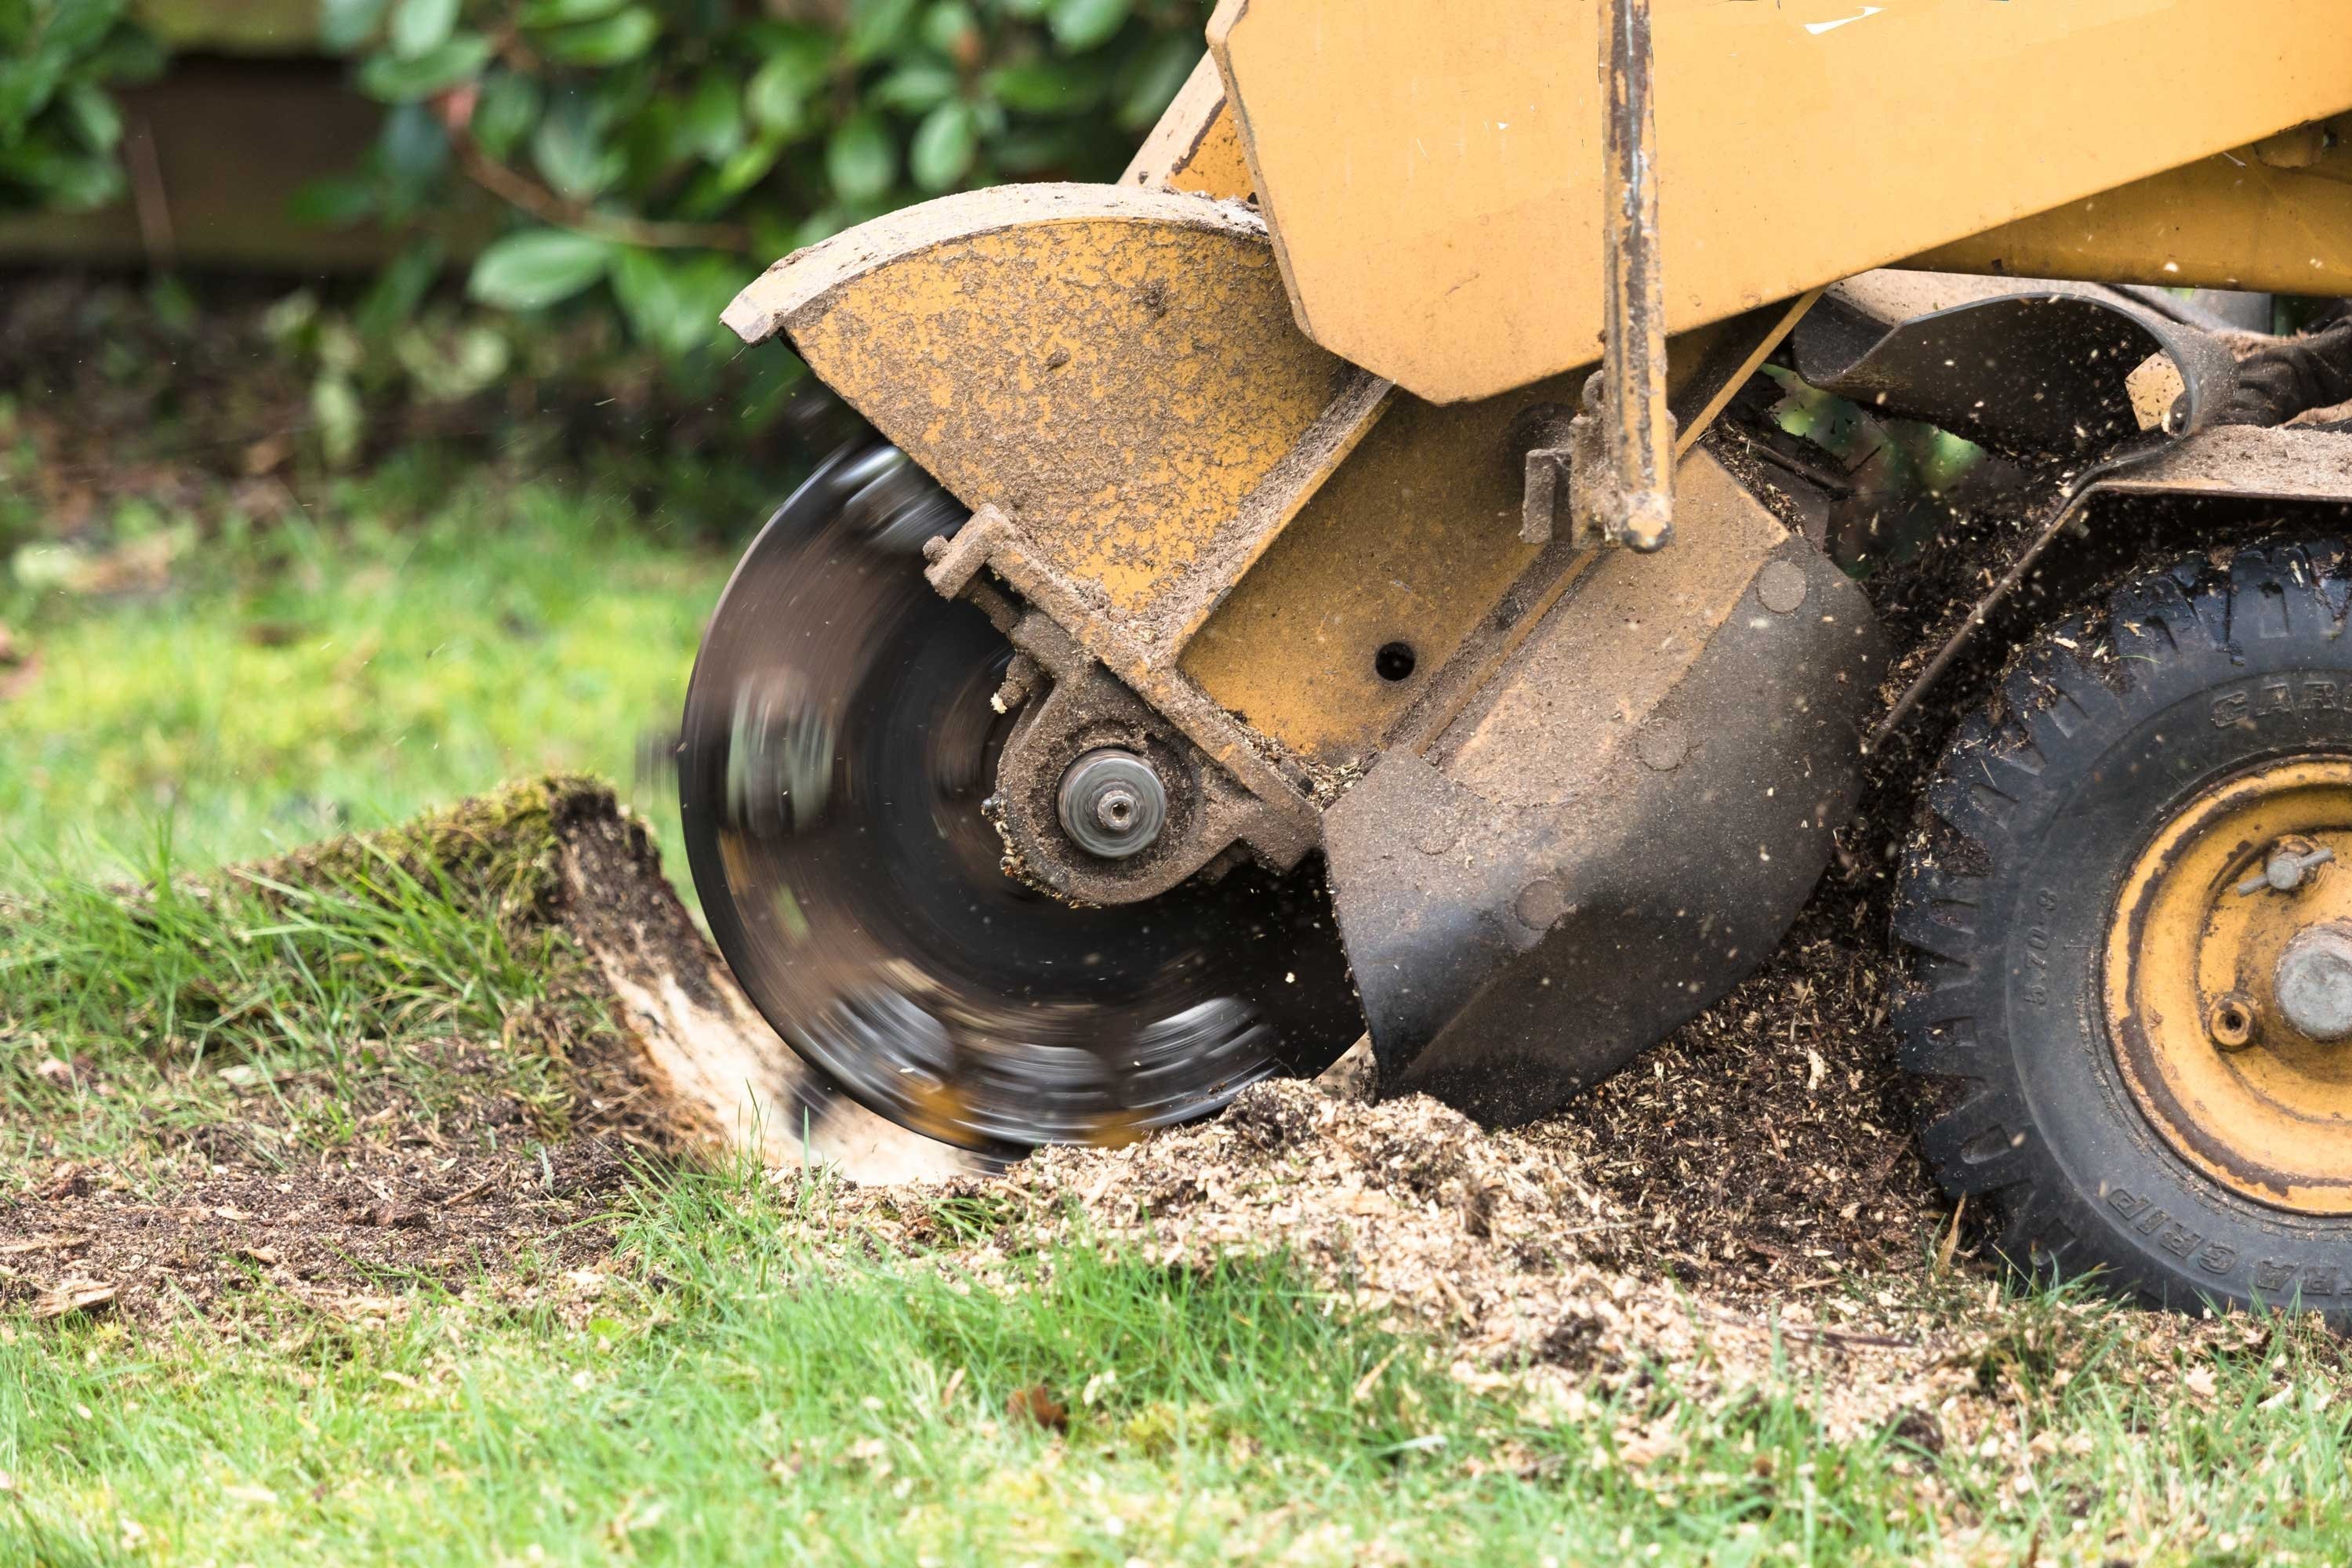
2274,924,2352,1042
1056,750,1168,860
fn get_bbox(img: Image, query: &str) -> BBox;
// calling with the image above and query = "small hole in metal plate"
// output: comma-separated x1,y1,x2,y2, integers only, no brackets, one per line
1374,641,1417,683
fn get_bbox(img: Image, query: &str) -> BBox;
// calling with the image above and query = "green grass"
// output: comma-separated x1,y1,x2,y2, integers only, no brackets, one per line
5,1174,2351,1566
1,779,590,1173
1,451,728,885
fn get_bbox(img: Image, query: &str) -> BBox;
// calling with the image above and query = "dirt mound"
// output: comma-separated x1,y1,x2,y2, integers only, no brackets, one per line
0,777,964,1327
827,1074,1981,1440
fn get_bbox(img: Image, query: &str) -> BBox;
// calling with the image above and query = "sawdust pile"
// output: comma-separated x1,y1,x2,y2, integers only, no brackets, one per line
813,856,1973,1434
822,1076,2076,1443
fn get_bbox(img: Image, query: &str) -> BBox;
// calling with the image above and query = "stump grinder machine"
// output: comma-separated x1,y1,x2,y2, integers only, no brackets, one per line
681,0,2352,1319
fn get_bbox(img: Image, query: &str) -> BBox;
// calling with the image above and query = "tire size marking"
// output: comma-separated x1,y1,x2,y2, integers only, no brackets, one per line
2023,888,2060,1008
2210,678,2343,729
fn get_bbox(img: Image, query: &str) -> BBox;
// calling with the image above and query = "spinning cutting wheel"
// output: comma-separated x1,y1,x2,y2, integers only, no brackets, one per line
678,441,1362,1152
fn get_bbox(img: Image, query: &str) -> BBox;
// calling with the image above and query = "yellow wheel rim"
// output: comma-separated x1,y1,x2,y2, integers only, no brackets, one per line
2107,757,2352,1214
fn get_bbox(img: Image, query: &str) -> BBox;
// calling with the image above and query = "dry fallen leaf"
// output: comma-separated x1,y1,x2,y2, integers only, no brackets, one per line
1006,1385,1069,1432
37,1165,87,1200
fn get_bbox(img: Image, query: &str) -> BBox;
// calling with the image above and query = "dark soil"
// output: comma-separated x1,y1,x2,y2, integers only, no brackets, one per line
0,1007,676,1324
0,781,693,1326
0,1142,630,1323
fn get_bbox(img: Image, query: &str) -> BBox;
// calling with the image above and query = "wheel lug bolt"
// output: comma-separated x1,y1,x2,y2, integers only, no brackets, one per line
2209,992,2257,1051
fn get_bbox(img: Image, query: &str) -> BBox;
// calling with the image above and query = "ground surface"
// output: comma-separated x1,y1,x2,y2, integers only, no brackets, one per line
5,343,2350,1562
9,783,2350,1564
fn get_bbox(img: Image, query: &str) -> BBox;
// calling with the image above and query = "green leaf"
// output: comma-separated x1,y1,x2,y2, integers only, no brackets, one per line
871,61,957,114
1047,0,1126,53
469,71,542,159
610,249,746,356
515,0,624,27
388,0,458,60
466,228,614,310
684,131,782,212
844,0,918,64
824,111,896,203
920,1,977,59
285,174,378,227
543,6,659,66
43,0,123,58
24,148,120,211
377,101,451,183
355,238,444,338
677,70,742,162
532,94,619,199
1115,32,1196,130
57,81,119,152
908,99,975,192
743,54,814,138
318,0,387,52
357,34,492,102
984,58,1103,116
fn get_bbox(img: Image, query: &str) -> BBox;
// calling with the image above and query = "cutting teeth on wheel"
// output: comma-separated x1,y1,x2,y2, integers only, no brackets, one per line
679,437,1361,1152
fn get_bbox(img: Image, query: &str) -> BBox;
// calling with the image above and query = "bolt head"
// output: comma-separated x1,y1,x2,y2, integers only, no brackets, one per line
1056,750,1167,861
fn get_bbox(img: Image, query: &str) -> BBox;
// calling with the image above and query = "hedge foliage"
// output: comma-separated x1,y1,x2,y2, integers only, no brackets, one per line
0,0,163,215
318,0,1214,357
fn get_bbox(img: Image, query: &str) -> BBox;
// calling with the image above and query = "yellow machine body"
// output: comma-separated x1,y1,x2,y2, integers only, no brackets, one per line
1208,0,2352,403
717,3,2352,1135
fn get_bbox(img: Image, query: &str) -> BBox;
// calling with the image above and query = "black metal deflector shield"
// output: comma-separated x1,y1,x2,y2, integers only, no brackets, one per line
1323,448,1887,1127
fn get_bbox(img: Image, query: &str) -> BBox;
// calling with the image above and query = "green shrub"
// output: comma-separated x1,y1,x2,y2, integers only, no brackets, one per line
320,0,1214,358
0,0,164,214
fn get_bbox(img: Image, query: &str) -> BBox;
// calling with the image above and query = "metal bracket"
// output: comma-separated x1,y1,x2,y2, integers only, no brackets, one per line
1523,0,1675,554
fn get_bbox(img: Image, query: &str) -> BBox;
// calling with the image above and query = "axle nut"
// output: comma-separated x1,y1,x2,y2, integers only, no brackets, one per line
2274,924,2352,1042
1057,750,1167,860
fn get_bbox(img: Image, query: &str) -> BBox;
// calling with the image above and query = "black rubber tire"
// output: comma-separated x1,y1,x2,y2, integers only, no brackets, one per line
1896,539,2352,1324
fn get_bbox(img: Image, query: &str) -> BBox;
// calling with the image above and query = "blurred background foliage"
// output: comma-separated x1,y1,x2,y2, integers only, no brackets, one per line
314,0,1211,367
7,0,1215,469
0,0,1216,878
0,0,165,216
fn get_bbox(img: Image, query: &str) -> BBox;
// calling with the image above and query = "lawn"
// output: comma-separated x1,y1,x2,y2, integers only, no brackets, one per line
5,445,2351,1566
1,446,729,887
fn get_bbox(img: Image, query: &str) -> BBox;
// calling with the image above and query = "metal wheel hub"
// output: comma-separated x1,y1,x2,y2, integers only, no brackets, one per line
2105,757,2352,1214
